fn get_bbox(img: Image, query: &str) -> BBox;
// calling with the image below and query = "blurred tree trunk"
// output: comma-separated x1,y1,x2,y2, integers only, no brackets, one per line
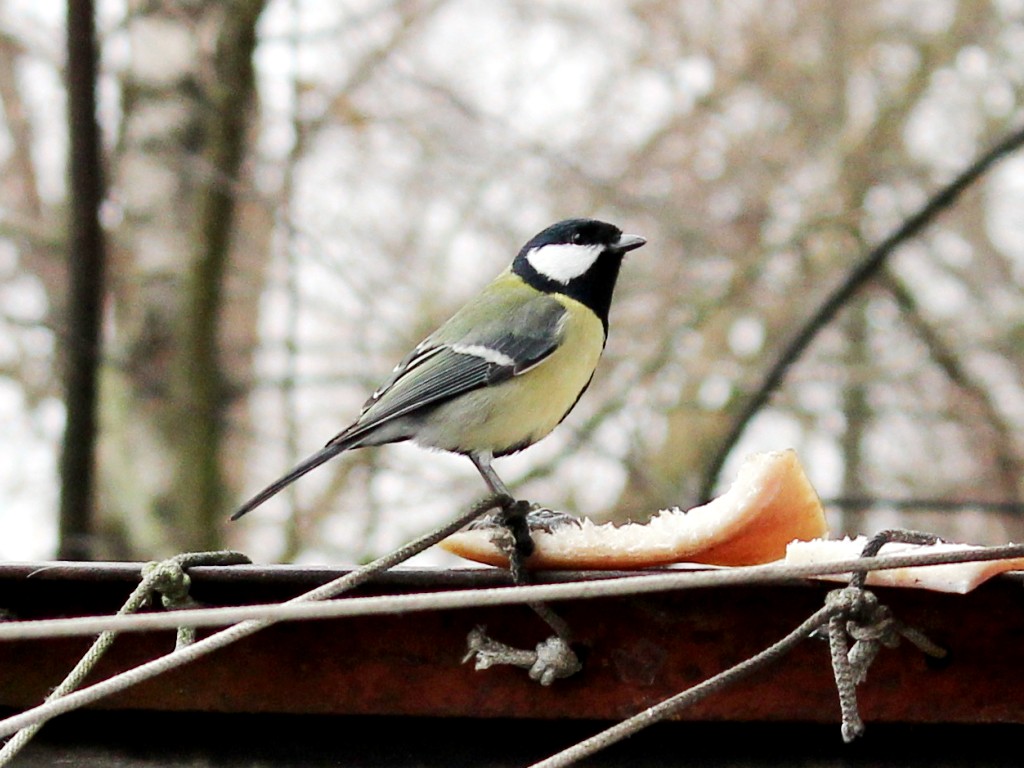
97,0,269,557
59,0,107,559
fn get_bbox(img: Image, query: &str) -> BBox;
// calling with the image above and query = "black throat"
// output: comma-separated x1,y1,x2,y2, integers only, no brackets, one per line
512,249,624,336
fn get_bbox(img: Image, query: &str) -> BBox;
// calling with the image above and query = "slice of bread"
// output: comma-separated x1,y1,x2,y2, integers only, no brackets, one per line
442,449,827,569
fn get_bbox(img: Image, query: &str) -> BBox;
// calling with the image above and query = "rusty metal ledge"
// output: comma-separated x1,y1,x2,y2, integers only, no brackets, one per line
0,561,1022,725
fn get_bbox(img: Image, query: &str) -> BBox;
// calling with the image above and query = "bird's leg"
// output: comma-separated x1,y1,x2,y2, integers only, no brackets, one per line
468,452,534,581
464,452,581,683
469,450,512,498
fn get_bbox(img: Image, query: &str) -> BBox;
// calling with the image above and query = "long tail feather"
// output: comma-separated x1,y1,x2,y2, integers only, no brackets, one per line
230,438,353,520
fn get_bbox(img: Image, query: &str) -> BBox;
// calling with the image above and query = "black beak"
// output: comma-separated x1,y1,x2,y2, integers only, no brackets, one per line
615,233,646,252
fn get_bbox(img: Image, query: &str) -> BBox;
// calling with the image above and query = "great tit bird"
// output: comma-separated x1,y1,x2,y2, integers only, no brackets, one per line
231,218,645,520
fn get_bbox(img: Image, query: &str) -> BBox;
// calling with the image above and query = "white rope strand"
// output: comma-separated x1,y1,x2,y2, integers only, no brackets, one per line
0,551,248,764
0,544,1021,643
529,604,839,768
0,569,155,762
0,495,504,743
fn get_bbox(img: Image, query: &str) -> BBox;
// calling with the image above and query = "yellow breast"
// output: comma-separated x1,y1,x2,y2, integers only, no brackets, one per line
422,295,606,455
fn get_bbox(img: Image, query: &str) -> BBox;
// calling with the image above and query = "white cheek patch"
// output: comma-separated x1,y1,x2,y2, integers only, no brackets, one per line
526,243,604,284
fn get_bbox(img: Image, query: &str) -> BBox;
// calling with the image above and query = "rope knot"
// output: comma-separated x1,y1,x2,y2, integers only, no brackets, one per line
824,529,950,743
463,626,581,686
846,603,899,648
141,552,251,649
824,585,872,617
142,560,194,610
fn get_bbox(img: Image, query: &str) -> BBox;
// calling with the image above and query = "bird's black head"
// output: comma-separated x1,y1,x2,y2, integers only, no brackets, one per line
518,219,645,273
512,218,645,332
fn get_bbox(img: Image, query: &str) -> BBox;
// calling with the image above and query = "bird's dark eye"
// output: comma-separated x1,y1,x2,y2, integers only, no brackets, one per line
571,232,584,244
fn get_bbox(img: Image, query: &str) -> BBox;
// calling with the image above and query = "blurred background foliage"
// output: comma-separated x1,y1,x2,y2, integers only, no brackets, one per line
2,0,1024,563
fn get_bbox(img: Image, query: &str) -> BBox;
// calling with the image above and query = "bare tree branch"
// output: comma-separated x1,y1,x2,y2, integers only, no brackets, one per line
881,270,1023,499
699,123,1024,503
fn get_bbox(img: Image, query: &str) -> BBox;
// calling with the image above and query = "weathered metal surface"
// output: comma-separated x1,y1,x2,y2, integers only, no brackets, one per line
0,562,1022,725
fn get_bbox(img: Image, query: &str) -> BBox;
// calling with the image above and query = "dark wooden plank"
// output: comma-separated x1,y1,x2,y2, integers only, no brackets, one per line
0,563,1021,725
8,716,1024,768
9,715,1024,768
